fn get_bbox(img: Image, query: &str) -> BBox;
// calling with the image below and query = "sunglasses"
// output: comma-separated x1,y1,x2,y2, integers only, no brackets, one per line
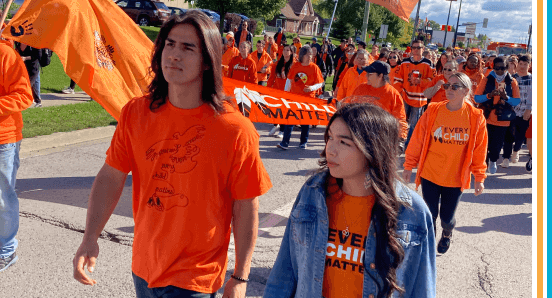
443,68,456,72
389,56,398,59
442,83,464,91
411,46,423,50
494,66,507,71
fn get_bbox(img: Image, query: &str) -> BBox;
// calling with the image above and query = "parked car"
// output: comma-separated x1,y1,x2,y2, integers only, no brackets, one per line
427,43,438,50
168,7,187,16
116,0,171,27
200,9,220,23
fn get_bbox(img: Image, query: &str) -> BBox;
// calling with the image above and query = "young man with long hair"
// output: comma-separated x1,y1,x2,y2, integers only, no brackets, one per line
264,103,436,298
72,11,272,298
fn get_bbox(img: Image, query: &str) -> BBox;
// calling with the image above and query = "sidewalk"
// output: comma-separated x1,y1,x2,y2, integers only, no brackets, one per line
39,91,92,108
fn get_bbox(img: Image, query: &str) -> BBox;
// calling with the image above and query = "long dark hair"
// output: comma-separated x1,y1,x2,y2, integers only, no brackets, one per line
275,44,294,77
435,54,452,74
147,11,229,113
319,103,406,298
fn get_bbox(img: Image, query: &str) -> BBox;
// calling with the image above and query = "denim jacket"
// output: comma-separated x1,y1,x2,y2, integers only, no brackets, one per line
263,171,436,298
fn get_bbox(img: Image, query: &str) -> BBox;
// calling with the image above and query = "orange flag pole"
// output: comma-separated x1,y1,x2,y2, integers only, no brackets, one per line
0,0,14,27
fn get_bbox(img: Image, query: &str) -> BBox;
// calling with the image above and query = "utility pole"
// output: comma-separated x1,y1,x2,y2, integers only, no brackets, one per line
452,0,463,47
527,24,532,53
411,0,422,43
361,1,371,43
443,0,453,48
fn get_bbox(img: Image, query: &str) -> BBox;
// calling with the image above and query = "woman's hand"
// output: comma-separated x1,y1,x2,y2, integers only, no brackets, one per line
523,109,531,121
474,182,484,196
402,170,412,183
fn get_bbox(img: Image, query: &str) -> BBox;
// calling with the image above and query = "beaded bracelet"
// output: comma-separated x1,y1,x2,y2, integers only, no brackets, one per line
230,274,250,283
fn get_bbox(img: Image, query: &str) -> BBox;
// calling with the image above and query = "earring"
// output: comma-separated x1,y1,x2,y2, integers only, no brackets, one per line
364,172,372,189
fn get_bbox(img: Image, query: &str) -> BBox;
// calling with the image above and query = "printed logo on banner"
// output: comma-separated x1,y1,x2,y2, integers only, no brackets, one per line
94,31,116,70
9,20,34,37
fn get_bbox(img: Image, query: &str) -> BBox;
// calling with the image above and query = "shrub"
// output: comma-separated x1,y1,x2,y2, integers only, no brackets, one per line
254,21,264,36
285,32,298,40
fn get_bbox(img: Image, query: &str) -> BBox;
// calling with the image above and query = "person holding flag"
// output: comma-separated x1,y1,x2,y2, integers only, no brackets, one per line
277,45,324,150
222,32,239,77
0,33,34,273
71,11,272,298
228,41,258,84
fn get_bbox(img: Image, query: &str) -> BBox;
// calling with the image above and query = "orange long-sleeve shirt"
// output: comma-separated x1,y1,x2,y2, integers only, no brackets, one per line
222,45,239,77
350,83,408,139
228,55,258,84
0,40,34,144
404,101,488,191
249,50,272,82
267,61,295,90
336,66,367,100
393,57,435,107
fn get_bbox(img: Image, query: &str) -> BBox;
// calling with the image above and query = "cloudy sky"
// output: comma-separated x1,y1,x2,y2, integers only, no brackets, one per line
408,0,533,44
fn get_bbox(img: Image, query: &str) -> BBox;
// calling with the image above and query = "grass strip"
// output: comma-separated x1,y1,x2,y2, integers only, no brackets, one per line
22,101,117,139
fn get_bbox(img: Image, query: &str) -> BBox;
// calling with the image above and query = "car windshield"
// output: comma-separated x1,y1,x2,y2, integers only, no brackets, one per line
153,1,169,10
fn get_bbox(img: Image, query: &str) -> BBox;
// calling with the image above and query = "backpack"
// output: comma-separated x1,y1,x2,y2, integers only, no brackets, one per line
39,48,53,67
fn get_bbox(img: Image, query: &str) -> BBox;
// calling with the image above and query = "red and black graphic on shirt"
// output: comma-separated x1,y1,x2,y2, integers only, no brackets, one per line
432,126,470,145
325,228,367,274
144,125,205,211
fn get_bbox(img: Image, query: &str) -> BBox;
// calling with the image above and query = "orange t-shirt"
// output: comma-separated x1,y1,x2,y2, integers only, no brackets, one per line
105,98,272,292
222,45,239,77
267,61,294,90
420,103,471,188
0,40,34,144
266,43,278,60
249,50,273,82
474,76,520,127
239,29,248,46
294,42,302,54
228,55,258,84
323,177,375,298
287,62,324,98
349,83,408,140
426,74,448,104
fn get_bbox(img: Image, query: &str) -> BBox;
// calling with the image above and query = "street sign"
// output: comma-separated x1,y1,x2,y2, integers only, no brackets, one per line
379,24,389,39
441,25,452,31
465,23,476,39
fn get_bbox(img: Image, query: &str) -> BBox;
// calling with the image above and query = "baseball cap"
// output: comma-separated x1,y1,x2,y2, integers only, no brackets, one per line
312,37,317,42
363,61,391,75
226,31,234,39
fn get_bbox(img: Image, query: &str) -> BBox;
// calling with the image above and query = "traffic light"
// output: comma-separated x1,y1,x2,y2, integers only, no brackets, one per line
441,25,452,31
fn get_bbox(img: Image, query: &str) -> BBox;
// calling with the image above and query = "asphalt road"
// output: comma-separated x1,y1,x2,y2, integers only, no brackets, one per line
0,122,532,298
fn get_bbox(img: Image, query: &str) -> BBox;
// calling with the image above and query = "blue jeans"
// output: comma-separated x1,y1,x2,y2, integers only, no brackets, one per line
0,142,21,259
31,71,41,103
133,272,216,298
280,125,309,147
404,101,423,150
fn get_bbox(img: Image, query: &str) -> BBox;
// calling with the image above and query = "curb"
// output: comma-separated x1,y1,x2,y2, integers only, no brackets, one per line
20,126,116,155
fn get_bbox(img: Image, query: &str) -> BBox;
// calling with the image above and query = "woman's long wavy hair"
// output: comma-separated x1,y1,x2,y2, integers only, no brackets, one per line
275,44,294,77
436,53,453,74
147,11,229,113
319,103,406,298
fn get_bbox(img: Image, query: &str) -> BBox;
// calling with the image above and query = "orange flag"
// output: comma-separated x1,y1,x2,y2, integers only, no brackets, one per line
1,0,153,120
368,0,419,22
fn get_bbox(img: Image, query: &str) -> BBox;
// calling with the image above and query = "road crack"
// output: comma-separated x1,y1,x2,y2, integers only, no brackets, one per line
20,211,133,246
474,247,494,297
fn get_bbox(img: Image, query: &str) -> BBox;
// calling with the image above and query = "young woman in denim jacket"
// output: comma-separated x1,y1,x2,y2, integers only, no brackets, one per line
264,104,436,298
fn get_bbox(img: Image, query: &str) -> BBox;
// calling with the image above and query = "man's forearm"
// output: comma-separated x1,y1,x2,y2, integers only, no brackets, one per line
232,197,259,278
83,163,127,241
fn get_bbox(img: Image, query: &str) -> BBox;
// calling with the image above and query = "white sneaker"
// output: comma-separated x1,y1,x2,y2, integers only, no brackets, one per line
276,132,284,138
31,102,42,108
500,158,510,168
62,87,75,94
268,125,279,136
510,151,519,163
489,161,497,174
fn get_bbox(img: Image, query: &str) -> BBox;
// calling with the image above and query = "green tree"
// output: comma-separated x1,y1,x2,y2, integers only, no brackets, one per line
457,41,464,48
1,0,20,19
330,18,353,40
427,20,440,31
192,0,287,34
317,0,405,45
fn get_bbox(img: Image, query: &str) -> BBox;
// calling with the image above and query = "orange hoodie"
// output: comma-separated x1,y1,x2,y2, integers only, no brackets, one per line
403,101,488,191
0,40,34,144
249,50,273,82
222,45,239,77
336,66,367,100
